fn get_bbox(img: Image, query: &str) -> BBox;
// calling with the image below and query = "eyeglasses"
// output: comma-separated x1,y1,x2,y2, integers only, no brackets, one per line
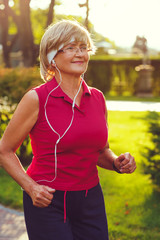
58,46,92,54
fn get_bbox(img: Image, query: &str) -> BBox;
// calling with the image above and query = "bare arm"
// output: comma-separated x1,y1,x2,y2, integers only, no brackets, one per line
97,142,117,170
97,142,136,173
0,90,55,207
97,100,136,174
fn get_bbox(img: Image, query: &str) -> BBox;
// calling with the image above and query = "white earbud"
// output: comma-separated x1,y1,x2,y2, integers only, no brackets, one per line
52,59,56,65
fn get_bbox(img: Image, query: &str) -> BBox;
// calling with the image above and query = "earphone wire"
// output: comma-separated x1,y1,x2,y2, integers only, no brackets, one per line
36,64,83,184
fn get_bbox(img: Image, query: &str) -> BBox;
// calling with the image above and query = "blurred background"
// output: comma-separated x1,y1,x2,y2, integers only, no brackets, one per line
0,0,160,98
0,1,160,240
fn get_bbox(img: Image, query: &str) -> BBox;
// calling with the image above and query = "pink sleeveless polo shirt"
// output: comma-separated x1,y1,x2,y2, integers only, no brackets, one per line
27,77,108,191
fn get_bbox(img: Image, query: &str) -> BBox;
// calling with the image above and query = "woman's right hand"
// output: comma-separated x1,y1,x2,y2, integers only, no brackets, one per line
29,184,56,208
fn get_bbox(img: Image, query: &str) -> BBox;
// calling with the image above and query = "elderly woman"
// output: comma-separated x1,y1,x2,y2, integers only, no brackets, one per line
0,20,136,240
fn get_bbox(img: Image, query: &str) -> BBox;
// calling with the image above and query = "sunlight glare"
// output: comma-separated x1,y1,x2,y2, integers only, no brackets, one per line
0,4,5,10
29,0,160,50
9,0,14,7
30,0,50,9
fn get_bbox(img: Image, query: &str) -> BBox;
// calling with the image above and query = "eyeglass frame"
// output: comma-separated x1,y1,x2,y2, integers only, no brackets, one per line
57,46,92,55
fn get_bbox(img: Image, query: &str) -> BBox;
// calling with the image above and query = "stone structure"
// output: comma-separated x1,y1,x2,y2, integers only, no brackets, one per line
135,64,154,97
133,36,154,97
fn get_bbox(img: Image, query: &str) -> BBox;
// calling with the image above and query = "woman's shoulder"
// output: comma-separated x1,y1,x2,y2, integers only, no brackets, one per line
83,81,103,97
88,86,105,100
87,86,106,113
89,86,102,94
33,78,56,94
22,89,39,106
32,81,47,92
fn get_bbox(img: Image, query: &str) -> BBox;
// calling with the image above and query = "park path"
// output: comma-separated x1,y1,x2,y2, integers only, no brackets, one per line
106,100,160,112
0,204,28,240
0,100,159,240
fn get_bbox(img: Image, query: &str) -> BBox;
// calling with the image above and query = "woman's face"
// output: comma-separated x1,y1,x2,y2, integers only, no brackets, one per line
54,41,90,77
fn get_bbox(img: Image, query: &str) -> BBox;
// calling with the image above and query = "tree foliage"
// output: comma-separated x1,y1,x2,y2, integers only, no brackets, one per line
142,111,160,185
0,67,41,106
0,110,33,166
0,66,41,166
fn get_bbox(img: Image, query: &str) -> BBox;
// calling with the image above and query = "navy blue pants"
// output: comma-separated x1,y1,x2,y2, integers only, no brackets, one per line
23,183,109,240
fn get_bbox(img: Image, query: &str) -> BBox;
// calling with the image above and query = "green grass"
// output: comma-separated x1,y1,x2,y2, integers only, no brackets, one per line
98,111,160,239
0,169,23,209
0,110,160,239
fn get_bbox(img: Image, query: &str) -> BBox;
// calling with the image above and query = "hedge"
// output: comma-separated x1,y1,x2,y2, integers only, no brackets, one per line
86,59,160,95
0,58,160,107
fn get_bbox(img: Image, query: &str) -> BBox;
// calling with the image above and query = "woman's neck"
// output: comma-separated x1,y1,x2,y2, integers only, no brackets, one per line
54,72,83,106
55,72,83,97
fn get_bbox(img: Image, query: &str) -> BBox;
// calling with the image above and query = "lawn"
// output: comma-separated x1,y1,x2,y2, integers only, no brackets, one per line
0,110,160,239
99,111,160,240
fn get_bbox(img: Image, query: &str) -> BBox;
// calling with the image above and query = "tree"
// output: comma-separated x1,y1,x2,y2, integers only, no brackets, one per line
0,0,19,67
0,0,56,67
78,0,89,31
46,0,56,27
19,0,37,66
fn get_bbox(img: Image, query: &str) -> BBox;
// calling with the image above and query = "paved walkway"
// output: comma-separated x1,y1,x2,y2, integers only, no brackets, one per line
106,100,160,112
0,204,28,240
0,100,159,240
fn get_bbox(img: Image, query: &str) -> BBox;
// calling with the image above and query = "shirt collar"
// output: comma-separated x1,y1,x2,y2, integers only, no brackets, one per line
46,77,91,98
82,79,91,96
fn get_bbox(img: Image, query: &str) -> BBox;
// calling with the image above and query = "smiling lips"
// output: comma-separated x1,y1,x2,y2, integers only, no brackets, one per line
72,61,84,64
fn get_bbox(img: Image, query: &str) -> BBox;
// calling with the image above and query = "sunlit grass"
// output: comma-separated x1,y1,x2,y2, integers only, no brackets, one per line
98,111,160,239
0,169,23,209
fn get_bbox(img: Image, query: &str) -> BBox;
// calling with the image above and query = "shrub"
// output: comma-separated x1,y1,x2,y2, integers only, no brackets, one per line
0,67,42,106
0,111,32,166
0,67,41,166
85,60,113,93
142,111,160,185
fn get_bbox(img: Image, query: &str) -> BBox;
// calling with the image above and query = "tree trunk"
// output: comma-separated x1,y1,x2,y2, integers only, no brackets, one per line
46,0,55,27
85,0,89,31
19,0,37,67
0,0,11,67
78,0,90,31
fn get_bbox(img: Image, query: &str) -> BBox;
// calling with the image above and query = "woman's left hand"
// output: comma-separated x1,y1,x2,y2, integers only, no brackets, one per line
114,152,136,174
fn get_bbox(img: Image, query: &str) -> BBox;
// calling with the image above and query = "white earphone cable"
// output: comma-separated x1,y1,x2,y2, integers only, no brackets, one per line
36,63,83,184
